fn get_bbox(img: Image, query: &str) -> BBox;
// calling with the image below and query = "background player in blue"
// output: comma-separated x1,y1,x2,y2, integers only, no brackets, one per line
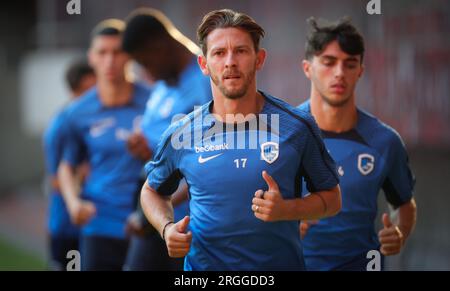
43,60,95,270
57,19,151,270
140,9,341,271
298,17,417,271
120,8,212,271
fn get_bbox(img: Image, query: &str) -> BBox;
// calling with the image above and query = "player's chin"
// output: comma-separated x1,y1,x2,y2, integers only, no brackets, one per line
325,94,351,107
104,75,121,83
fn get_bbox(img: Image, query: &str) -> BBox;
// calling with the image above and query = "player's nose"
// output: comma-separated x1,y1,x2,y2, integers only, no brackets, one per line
224,52,237,68
334,63,345,78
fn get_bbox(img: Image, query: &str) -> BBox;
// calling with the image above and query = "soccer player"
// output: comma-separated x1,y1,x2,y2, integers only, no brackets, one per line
43,60,95,270
120,8,212,271
140,9,341,271
57,19,151,271
298,17,417,271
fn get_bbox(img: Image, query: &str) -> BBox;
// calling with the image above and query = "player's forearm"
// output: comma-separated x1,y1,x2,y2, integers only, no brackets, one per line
287,185,341,220
140,181,174,237
57,161,81,207
397,198,417,240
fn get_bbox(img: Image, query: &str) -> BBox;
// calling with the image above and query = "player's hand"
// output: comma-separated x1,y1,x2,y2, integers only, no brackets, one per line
378,213,404,256
125,211,147,237
299,220,319,239
126,132,152,161
252,171,287,222
68,199,96,226
165,216,192,258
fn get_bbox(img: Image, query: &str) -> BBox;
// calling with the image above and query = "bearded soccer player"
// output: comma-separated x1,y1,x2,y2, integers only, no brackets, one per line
140,9,341,271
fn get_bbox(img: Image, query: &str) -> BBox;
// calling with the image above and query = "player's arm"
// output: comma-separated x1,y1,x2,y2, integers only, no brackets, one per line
58,161,96,225
379,132,417,255
252,171,341,222
140,181,173,234
57,117,95,226
397,197,416,240
299,187,342,237
379,198,416,255
142,120,192,257
290,185,341,220
141,181,191,257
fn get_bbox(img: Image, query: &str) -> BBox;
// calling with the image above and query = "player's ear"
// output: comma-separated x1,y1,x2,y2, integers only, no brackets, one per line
302,59,311,79
198,54,209,76
358,63,364,78
255,48,266,70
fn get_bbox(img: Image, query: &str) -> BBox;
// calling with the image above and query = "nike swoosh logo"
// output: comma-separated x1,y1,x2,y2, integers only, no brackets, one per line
198,153,223,164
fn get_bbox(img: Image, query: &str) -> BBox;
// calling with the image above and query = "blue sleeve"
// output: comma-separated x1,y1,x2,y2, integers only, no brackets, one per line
43,115,63,175
382,133,415,208
299,116,339,193
145,126,183,196
62,113,86,167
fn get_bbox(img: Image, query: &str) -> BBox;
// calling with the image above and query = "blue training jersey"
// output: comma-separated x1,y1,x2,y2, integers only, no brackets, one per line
141,57,212,222
43,107,79,238
62,83,150,239
298,101,415,270
145,92,339,271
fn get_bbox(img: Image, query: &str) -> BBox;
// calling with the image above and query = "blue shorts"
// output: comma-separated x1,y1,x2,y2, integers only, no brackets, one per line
48,236,79,271
80,235,129,271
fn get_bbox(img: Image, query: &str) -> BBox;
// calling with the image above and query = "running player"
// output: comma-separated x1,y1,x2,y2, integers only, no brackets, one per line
298,17,417,270
121,8,212,271
43,60,95,270
140,9,341,271
57,19,151,270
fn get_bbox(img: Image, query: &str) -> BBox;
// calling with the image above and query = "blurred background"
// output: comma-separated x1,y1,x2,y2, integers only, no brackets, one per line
0,0,449,270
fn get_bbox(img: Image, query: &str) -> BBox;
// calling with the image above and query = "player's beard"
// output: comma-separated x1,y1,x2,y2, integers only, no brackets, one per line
210,64,256,100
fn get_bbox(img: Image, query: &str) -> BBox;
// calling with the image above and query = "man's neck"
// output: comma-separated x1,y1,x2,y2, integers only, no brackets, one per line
310,92,358,133
212,88,264,123
97,78,133,107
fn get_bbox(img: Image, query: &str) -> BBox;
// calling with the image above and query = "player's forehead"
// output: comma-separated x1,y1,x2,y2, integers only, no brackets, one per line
206,27,253,51
315,40,361,62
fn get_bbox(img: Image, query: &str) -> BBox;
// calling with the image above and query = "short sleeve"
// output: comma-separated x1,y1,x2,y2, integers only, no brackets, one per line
382,133,415,208
299,116,339,193
145,126,183,196
61,113,86,167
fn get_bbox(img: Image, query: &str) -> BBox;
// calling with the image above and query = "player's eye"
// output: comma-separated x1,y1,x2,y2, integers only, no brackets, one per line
321,57,336,67
345,62,358,69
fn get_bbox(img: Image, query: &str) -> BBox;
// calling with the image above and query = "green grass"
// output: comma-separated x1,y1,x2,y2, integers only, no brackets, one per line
0,238,46,271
